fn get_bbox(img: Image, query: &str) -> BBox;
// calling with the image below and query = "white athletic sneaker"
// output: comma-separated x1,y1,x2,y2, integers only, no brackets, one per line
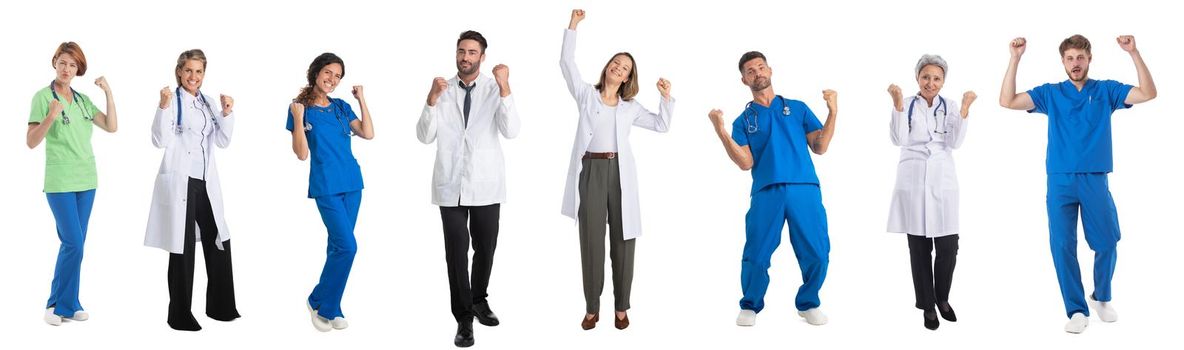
1064,313,1089,334
44,308,62,326
736,310,757,326
307,302,331,332
66,310,89,321
331,317,349,330
1088,295,1118,323
798,308,828,326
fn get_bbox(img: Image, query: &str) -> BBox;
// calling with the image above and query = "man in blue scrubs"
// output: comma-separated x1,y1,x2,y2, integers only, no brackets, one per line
708,51,839,327
1000,34,1157,334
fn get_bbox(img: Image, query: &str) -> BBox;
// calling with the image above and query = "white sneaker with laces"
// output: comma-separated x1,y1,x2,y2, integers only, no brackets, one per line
1064,313,1089,334
736,310,757,326
798,308,829,326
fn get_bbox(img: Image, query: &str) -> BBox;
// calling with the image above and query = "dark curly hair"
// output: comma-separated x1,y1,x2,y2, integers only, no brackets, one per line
295,52,345,105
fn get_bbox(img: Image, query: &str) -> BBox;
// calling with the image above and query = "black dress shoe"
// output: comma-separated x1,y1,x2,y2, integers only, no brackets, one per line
473,302,500,327
938,302,957,322
454,321,475,348
168,313,203,331
923,310,939,330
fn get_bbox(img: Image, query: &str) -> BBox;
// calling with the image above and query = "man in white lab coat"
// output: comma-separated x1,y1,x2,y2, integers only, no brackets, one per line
416,30,520,348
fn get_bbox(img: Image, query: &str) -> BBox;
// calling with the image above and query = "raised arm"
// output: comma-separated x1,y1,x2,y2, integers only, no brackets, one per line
91,76,118,133
290,102,309,161
560,9,590,98
492,64,521,139
26,98,62,149
1117,35,1157,105
709,109,753,171
632,78,674,133
151,87,175,149
999,37,1035,110
807,90,838,155
349,86,374,140
417,77,448,144
888,84,908,146
213,94,236,148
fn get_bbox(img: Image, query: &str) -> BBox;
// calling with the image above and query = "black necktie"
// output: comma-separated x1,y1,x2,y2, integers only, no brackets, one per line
460,81,475,128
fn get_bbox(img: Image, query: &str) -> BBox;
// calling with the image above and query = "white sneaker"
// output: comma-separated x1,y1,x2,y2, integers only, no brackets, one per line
1088,295,1118,323
1064,313,1089,334
330,317,349,330
736,310,757,326
306,302,331,332
44,308,62,326
66,310,89,321
798,308,828,326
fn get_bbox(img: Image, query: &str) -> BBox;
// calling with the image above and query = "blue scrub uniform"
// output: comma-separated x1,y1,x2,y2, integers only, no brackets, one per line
286,98,364,319
731,96,830,312
1028,79,1132,318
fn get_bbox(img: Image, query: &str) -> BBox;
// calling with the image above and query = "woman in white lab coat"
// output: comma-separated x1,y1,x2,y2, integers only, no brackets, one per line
561,9,674,331
144,49,240,331
886,54,976,331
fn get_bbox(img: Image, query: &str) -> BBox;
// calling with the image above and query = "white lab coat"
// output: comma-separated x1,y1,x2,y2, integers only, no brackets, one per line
145,90,234,254
887,94,967,238
559,29,674,240
417,73,521,206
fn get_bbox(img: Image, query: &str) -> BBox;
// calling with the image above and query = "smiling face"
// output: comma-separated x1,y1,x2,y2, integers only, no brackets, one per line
1062,48,1091,82
601,53,633,86
455,39,485,77
740,57,772,92
916,64,945,102
54,54,79,85
316,63,343,95
177,59,205,95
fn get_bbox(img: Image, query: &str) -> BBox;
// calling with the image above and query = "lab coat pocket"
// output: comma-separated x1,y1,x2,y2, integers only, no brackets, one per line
472,149,504,182
152,173,181,208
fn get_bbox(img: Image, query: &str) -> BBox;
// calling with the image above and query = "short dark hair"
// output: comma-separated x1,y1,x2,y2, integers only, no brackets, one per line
458,30,488,52
1059,34,1091,56
738,51,766,73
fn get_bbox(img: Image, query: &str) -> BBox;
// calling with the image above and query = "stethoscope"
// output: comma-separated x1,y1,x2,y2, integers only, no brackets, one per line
743,95,790,134
49,81,93,125
302,99,353,137
175,87,218,135
907,94,948,134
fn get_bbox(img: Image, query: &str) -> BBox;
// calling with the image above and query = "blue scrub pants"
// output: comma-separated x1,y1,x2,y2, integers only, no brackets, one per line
45,189,96,318
1047,173,1120,318
740,183,830,313
309,190,361,319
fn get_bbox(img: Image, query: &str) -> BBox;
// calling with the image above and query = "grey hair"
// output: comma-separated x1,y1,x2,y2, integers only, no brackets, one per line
914,54,948,77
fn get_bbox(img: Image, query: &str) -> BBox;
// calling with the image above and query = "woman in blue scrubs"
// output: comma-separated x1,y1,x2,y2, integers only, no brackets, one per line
286,52,374,332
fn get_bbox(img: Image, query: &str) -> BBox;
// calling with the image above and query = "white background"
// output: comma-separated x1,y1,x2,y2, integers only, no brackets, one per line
1,0,1180,349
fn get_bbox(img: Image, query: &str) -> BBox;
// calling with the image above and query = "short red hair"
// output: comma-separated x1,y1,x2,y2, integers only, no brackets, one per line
52,42,88,76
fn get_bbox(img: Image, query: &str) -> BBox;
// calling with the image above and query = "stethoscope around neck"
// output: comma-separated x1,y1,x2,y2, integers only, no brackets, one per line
302,99,354,137
743,95,790,134
907,94,949,134
49,81,93,125
175,87,218,134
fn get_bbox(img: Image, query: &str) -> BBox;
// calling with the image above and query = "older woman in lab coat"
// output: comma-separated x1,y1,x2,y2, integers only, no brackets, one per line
145,49,240,331
886,54,976,331
561,9,674,331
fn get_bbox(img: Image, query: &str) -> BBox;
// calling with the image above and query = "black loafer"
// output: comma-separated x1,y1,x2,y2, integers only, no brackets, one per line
924,310,939,330
454,322,474,348
473,302,500,327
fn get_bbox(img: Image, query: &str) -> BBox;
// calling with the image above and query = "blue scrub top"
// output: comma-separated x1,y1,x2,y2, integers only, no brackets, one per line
731,96,823,195
1027,79,1133,174
286,98,364,198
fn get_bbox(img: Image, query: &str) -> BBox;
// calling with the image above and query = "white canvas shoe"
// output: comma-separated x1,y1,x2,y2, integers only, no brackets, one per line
736,310,757,326
1064,313,1089,334
66,310,89,321
798,308,828,326
1088,295,1118,323
307,302,331,332
331,317,349,330
44,308,62,326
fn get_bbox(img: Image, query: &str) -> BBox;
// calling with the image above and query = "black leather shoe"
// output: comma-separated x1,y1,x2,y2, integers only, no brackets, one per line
473,302,500,327
938,302,957,322
454,322,474,348
923,310,939,330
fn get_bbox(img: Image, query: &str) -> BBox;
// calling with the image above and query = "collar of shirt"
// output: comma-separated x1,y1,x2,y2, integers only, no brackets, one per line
455,73,482,89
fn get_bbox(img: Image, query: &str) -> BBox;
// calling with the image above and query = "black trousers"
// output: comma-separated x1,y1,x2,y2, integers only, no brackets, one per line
168,178,239,326
440,204,500,323
907,234,959,311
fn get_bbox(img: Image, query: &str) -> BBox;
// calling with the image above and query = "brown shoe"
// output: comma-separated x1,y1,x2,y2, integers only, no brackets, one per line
614,312,629,330
581,313,598,330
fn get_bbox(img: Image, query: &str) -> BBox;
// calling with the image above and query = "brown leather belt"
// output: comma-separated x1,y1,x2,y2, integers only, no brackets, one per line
583,152,617,160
